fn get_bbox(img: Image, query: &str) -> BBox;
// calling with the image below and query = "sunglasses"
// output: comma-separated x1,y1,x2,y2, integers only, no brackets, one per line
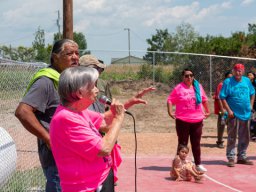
184,74,194,78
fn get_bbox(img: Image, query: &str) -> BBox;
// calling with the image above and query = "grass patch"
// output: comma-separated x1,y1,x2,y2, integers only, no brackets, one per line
102,64,141,81
102,63,174,84
0,168,45,192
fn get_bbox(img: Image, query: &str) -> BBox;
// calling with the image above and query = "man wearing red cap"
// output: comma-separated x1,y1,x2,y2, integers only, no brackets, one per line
220,63,255,167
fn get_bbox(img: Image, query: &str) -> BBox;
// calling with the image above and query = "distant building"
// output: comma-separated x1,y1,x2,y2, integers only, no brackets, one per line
111,56,149,65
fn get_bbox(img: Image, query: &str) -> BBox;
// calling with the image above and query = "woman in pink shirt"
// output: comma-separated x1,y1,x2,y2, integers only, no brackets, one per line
167,68,210,173
50,66,125,192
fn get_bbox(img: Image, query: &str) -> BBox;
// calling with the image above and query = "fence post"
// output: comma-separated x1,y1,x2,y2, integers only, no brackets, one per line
209,55,212,96
152,52,155,84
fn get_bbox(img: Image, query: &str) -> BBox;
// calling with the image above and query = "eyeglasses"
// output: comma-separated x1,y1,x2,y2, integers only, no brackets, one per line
184,74,194,78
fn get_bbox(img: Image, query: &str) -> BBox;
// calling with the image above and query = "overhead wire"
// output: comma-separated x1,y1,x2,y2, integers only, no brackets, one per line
85,30,124,37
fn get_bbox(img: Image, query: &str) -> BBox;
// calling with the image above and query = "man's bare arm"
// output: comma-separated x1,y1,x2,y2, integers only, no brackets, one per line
15,103,50,148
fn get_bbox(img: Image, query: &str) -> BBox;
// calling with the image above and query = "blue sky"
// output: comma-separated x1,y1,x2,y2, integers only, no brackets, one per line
0,0,255,57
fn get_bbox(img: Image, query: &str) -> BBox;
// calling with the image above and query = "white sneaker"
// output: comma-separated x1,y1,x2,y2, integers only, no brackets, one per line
196,165,207,172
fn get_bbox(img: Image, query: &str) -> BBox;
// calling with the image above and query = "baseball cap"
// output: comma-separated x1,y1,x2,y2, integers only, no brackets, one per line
233,63,244,71
79,55,106,69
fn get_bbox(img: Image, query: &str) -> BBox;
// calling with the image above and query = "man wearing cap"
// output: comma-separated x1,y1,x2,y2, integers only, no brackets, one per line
79,54,111,113
220,63,255,167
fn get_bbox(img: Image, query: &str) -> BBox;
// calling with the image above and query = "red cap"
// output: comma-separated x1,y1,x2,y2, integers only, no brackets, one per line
233,63,244,71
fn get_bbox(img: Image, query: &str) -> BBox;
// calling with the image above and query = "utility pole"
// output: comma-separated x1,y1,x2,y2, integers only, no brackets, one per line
63,0,73,40
124,28,131,64
56,10,61,40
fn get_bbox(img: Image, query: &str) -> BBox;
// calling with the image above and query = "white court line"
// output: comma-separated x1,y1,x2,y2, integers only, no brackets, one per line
204,174,242,192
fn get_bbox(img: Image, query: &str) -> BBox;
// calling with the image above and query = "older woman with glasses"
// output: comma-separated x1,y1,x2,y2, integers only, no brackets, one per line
50,66,125,192
167,68,210,173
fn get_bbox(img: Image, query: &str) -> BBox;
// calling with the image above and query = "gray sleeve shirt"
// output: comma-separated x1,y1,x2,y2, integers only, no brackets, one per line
21,76,60,167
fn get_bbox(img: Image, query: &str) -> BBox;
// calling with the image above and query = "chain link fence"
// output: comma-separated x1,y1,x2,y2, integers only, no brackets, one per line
0,59,46,191
0,52,256,191
88,50,256,95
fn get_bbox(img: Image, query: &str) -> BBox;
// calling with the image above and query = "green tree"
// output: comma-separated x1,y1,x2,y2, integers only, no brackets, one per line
247,23,256,47
144,23,199,64
54,32,62,41
144,29,174,64
189,35,212,54
174,22,199,52
203,32,244,56
0,45,35,61
0,27,51,62
229,32,245,56
209,36,231,55
15,46,36,61
239,23,256,57
32,27,49,63
73,32,87,50
248,23,256,34
0,45,12,59
146,29,170,51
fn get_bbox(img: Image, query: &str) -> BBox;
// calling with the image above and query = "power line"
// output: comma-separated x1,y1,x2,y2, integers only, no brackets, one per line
85,30,123,37
130,30,147,43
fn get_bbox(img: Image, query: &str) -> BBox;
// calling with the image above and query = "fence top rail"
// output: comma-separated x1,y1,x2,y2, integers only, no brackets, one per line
83,49,256,61
0,58,48,67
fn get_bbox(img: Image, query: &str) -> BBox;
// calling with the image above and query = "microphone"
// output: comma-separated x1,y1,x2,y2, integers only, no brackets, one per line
99,95,112,106
98,95,132,115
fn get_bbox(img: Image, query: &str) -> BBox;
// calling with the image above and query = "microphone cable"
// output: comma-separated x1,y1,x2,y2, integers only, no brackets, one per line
126,111,137,192
98,95,137,191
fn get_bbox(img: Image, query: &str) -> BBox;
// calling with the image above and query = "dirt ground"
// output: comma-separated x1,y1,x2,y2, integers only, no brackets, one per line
112,80,256,159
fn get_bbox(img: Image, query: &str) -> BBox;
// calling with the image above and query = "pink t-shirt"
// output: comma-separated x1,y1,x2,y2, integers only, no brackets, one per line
214,82,223,114
50,105,111,192
167,82,208,123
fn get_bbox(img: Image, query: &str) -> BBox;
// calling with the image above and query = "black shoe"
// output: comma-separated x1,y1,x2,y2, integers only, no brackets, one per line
216,141,224,148
237,159,254,165
217,143,224,148
227,159,235,167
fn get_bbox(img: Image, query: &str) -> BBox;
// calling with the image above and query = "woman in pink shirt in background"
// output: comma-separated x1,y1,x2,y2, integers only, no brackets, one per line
167,68,210,173
50,66,125,192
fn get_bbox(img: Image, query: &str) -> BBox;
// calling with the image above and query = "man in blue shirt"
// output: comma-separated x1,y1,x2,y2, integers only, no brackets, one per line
220,63,255,167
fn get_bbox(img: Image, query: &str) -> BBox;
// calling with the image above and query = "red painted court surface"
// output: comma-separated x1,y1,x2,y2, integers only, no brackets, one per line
116,156,256,192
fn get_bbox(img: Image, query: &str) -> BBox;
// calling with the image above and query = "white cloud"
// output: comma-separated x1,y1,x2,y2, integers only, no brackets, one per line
141,1,232,27
241,0,254,6
188,2,231,23
221,1,232,9
0,0,61,46
2,1,60,30
0,0,255,48
74,0,182,31
76,0,106,14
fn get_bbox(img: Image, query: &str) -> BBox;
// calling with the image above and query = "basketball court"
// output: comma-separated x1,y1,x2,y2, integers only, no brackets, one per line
116,155,256,192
